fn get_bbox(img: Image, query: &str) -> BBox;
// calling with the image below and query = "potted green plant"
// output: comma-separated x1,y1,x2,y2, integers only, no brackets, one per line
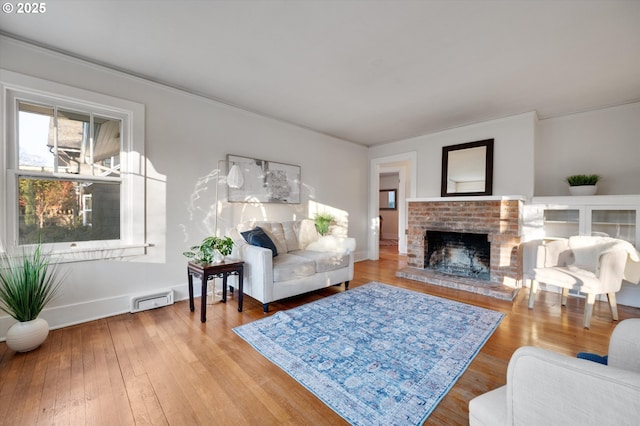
314,213,335,236
183,236,234,265
0,243,63,352
566,174,601,196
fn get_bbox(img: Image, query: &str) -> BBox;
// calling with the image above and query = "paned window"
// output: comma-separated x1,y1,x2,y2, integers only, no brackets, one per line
17,101,122,244
1,71,146,259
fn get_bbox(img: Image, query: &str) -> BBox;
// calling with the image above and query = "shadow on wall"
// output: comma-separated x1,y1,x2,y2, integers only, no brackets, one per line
181,164,349,244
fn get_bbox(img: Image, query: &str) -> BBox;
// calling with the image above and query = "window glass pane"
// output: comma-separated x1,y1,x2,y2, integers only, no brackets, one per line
18,102,55,171
543,209,580,238
379,189,396,210
93,115,121,177
387,191,396,209
544,209,579,223
591,209,636,245
18,177,120,244
57,108,90,174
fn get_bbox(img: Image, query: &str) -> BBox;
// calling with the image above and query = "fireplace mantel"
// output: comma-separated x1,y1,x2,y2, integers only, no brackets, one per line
407,195,526,203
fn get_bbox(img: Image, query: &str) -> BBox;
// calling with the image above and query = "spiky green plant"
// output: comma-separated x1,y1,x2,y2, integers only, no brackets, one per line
314,213,335,236
566,174,601,186
0,244,63,322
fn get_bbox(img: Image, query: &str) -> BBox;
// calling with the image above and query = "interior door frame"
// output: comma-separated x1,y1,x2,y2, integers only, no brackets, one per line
369,152,417,260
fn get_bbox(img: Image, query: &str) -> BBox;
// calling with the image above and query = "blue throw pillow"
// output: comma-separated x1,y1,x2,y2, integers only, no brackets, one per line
577,352,608,365
241,227,278,257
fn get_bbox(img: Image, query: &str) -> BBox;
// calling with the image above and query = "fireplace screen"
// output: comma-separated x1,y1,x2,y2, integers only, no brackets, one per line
425,231,490,280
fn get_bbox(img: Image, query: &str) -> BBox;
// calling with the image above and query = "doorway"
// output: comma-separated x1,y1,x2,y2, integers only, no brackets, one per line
379,172,399,246
369,152,417,261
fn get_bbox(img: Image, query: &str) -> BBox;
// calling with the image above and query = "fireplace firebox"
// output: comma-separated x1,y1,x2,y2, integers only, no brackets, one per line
425,231,490,280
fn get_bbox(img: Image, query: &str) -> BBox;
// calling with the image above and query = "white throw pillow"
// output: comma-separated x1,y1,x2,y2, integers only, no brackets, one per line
298,219,320,250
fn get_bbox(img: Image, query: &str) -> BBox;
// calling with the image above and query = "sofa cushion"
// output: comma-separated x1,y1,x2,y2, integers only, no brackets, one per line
255,222,288,254
241,227,278,257
293,250,350,273
281,221,301,252
534,265,601,291
272,253,316,282
297,219,320,250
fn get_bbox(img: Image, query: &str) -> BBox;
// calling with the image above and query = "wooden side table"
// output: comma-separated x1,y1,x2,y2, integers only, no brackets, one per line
187,260,244,323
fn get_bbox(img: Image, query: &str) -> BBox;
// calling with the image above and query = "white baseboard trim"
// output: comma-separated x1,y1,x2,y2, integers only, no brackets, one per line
354,250,369,262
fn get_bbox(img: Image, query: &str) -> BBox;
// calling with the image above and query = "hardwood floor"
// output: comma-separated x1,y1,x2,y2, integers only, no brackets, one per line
1,245,639,425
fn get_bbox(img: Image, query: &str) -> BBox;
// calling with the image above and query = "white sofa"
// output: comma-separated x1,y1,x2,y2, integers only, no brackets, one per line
469,318,640,426
230,220,355,312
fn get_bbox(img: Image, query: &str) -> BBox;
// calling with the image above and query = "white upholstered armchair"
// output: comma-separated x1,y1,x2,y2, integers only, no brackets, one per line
525,236,639,328
469,318,640,425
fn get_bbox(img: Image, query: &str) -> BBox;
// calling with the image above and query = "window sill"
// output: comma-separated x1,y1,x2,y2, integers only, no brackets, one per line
49,243,151,263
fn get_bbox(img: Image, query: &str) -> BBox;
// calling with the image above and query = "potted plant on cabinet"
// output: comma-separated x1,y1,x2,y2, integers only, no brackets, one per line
183,236,234,265
566,174,601,196
0,243,63,352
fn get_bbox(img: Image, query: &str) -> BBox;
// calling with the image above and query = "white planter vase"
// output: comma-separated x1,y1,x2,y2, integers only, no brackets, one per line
569,185,597,196
212,249,224,264
6,318,50,352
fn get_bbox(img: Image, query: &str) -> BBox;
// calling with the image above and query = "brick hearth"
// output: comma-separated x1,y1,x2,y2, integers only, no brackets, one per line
399,197,523,299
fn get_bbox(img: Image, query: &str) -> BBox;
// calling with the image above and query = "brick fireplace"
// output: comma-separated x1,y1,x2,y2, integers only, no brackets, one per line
398,197,523,300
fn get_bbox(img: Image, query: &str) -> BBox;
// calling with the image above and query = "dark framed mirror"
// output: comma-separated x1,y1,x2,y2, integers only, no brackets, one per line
379,189,397,210
441,139,494,197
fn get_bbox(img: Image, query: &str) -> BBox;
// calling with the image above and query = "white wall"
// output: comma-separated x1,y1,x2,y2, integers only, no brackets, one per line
0,38,369,339
369,112,537,198
535,102,640,196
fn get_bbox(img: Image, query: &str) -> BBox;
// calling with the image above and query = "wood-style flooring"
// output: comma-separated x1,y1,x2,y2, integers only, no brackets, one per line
1,245,639,425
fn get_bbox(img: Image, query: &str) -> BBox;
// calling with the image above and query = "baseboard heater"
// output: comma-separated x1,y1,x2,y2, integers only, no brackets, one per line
130,289,174,313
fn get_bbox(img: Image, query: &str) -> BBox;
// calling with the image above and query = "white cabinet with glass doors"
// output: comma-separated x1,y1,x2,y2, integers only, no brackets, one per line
529,195,639,247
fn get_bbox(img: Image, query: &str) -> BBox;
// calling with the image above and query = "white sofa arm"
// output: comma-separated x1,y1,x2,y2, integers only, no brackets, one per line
470,320,640,426
542,238,571,267
608,318,640,373
505,346,640,425
240,244,274,304
344,237,356,253
469,386,507,426
594,250,628,293
520,240,545,279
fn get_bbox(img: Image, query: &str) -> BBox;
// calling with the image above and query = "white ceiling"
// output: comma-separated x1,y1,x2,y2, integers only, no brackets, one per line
1,1,639,146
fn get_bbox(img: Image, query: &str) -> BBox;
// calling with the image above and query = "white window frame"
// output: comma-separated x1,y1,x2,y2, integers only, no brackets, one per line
1,70,146,261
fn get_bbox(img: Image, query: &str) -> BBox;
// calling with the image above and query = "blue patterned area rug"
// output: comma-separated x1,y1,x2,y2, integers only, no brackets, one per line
234,282,504,425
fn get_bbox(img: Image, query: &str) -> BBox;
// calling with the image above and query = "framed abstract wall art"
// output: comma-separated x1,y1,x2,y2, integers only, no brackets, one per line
226,154,301,204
